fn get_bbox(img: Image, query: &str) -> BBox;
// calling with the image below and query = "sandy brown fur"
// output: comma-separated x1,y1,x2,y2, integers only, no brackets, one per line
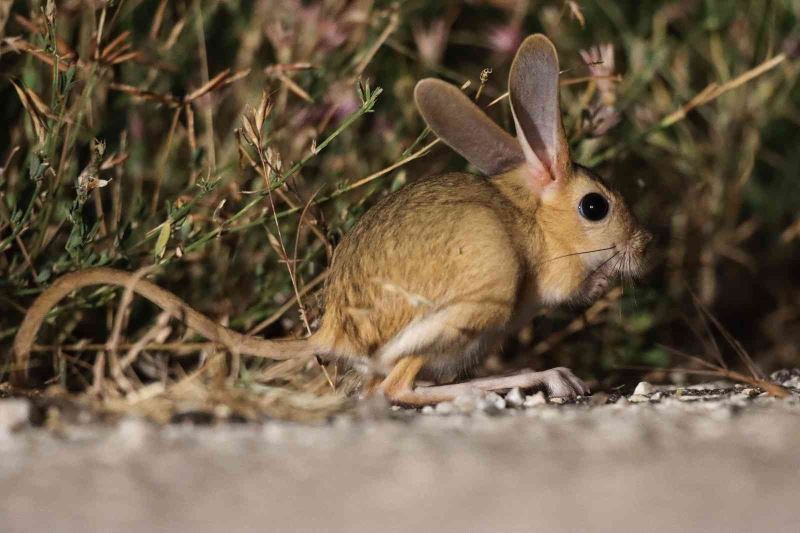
317,172,531,379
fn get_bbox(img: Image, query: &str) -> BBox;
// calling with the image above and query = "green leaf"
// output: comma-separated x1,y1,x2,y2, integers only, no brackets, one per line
155,218,172,260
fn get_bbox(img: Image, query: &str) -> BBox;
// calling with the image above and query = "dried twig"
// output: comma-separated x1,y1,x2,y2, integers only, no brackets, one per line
659,54,786,128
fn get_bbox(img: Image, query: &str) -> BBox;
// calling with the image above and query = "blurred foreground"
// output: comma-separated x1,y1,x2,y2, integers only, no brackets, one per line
1,381,799,533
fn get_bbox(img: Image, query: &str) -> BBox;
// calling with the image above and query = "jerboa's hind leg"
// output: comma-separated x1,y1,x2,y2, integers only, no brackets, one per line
372,301,589,406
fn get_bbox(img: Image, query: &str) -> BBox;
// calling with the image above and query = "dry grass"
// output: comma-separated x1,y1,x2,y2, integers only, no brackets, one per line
1,1,798,422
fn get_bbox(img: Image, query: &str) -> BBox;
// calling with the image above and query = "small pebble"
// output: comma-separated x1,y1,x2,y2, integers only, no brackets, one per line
454,391,482,414
629,394,650,403
651,392,663,401
524,392,547,407
478,392,506,412
213,404,233,419
113,417,151,449
421,405,435,415
633,381,655,396
615,396,629,405
549,397,567,405
505,388,525,408
435,401,455,415
0,399,31,435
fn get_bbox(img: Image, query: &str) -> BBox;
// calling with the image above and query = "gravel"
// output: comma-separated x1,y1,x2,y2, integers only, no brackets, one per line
633,381,655,395
523,391,547,407
1,375,799,533
628,394,650,403
772,368,800,389
479,391,506,412
504,387,525,408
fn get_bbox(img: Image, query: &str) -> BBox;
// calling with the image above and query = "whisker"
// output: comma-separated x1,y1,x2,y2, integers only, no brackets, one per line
536,245,616,266
581,249,620,287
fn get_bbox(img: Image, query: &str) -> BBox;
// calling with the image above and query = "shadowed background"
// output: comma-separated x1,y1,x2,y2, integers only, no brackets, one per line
1,0,798,418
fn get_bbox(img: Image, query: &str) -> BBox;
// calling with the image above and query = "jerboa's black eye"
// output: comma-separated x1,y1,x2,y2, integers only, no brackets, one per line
578,192,609,221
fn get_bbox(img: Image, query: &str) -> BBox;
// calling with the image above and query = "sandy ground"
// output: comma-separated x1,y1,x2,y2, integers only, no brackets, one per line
1,385,799,533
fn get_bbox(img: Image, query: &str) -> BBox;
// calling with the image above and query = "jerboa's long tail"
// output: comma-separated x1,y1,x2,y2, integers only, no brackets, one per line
13,267,318,384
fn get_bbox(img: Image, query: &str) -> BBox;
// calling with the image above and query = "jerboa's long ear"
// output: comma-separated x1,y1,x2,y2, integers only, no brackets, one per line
414,78,524,176
509,34,571,187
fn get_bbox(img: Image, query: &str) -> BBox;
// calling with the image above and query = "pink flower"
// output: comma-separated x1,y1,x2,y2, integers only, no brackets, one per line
488,24,522,55
328,82,360,123
413,19,450,67
586,104,620,137
300,5,348,51
580,43,621,136
580,43,616,105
